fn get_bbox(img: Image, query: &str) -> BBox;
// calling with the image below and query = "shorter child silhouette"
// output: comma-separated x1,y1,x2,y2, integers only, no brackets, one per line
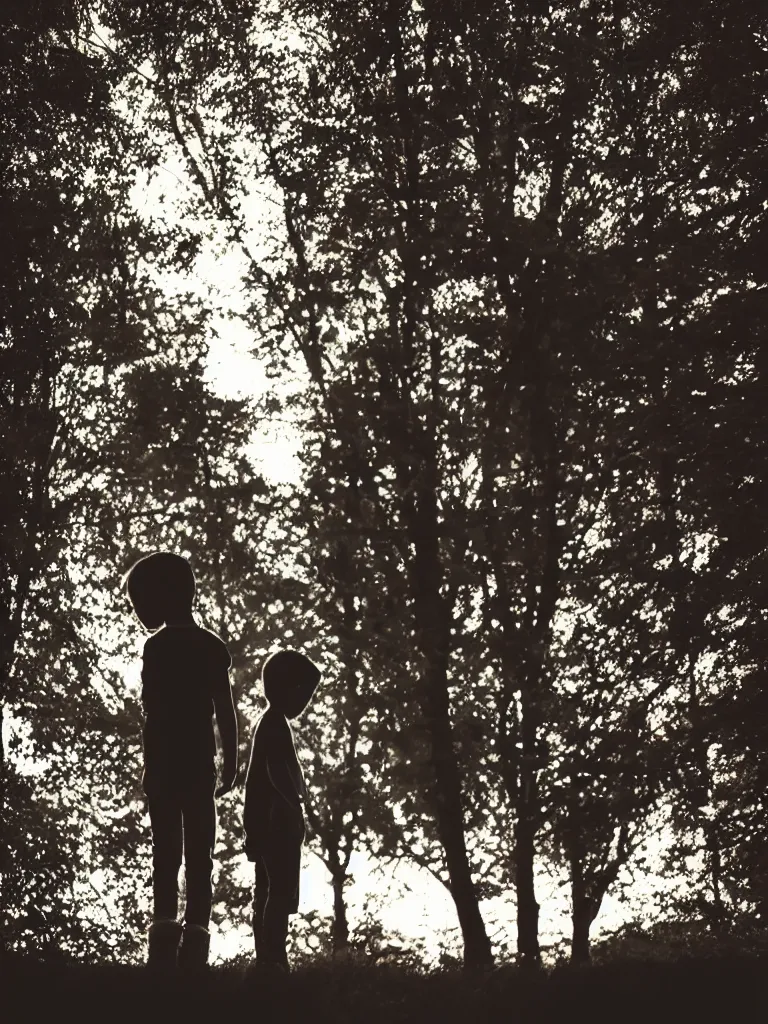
125,552,238,970
243,650,320,970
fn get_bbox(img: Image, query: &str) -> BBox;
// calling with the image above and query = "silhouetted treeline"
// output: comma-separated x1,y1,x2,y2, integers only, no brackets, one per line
2,0,767,967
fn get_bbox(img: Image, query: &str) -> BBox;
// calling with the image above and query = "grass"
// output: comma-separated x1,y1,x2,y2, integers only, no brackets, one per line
2,951,765,1023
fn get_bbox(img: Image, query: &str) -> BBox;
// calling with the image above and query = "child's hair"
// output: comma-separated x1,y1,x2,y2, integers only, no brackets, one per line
262,649,320,717
125,551,195,628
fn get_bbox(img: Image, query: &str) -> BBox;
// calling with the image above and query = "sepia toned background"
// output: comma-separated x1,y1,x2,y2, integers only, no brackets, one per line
2,0,767,970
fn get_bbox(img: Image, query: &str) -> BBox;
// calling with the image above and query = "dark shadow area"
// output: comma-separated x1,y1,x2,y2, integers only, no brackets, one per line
2,953,765,1024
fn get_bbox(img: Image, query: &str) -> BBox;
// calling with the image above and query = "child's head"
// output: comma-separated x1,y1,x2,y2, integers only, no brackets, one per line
124,551,196,631
262,650,320,719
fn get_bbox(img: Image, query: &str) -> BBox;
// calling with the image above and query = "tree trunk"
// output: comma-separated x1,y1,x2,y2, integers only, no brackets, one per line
493,602,543,966
514,659,544,962
514,812,541,966
412,480,493,969
571,901,592,965
703,813,725,933
331,869,350,952
418,605,494,968
570,852,592,964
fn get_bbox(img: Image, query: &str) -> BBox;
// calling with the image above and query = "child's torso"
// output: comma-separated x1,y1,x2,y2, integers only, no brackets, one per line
141,624,230,778
248,709,306,811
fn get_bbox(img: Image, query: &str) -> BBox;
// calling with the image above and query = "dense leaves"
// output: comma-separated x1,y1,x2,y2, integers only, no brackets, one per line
3,0,768,967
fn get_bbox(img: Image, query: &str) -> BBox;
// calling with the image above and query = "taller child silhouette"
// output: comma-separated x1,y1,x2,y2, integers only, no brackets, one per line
125,551,238,969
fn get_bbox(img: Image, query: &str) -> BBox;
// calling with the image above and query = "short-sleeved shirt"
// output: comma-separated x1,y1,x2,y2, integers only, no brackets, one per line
243,708,306,850
141,623,231,783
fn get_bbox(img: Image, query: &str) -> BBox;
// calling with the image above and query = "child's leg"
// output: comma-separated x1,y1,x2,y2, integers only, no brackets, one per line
177,782,216,969
262,905,290,969
146,786,183,922
147,919,182,969
262,835,302,968
180,782,216,928
251,857,269,959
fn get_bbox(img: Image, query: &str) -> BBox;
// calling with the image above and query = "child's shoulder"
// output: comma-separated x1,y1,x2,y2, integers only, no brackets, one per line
256,706,290,738
142,629,163,655
143,624,230,664
194,624,230,652
196,626,232,669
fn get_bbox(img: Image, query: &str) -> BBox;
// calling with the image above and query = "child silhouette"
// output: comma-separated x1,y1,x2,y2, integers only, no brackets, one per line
243,650,320,970
125,552,238,969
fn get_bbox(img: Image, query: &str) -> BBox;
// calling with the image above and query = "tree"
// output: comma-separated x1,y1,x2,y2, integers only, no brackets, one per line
0,0,135,952
454,0,768,961
95,0,768,968
0,1,283,956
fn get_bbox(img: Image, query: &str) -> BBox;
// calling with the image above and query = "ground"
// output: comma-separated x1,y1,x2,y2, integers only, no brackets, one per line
2,952,764,1023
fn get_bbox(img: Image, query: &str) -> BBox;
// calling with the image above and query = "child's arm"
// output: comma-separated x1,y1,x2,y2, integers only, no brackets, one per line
243,728,271,859
212,670,238,796
266,720,306,810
